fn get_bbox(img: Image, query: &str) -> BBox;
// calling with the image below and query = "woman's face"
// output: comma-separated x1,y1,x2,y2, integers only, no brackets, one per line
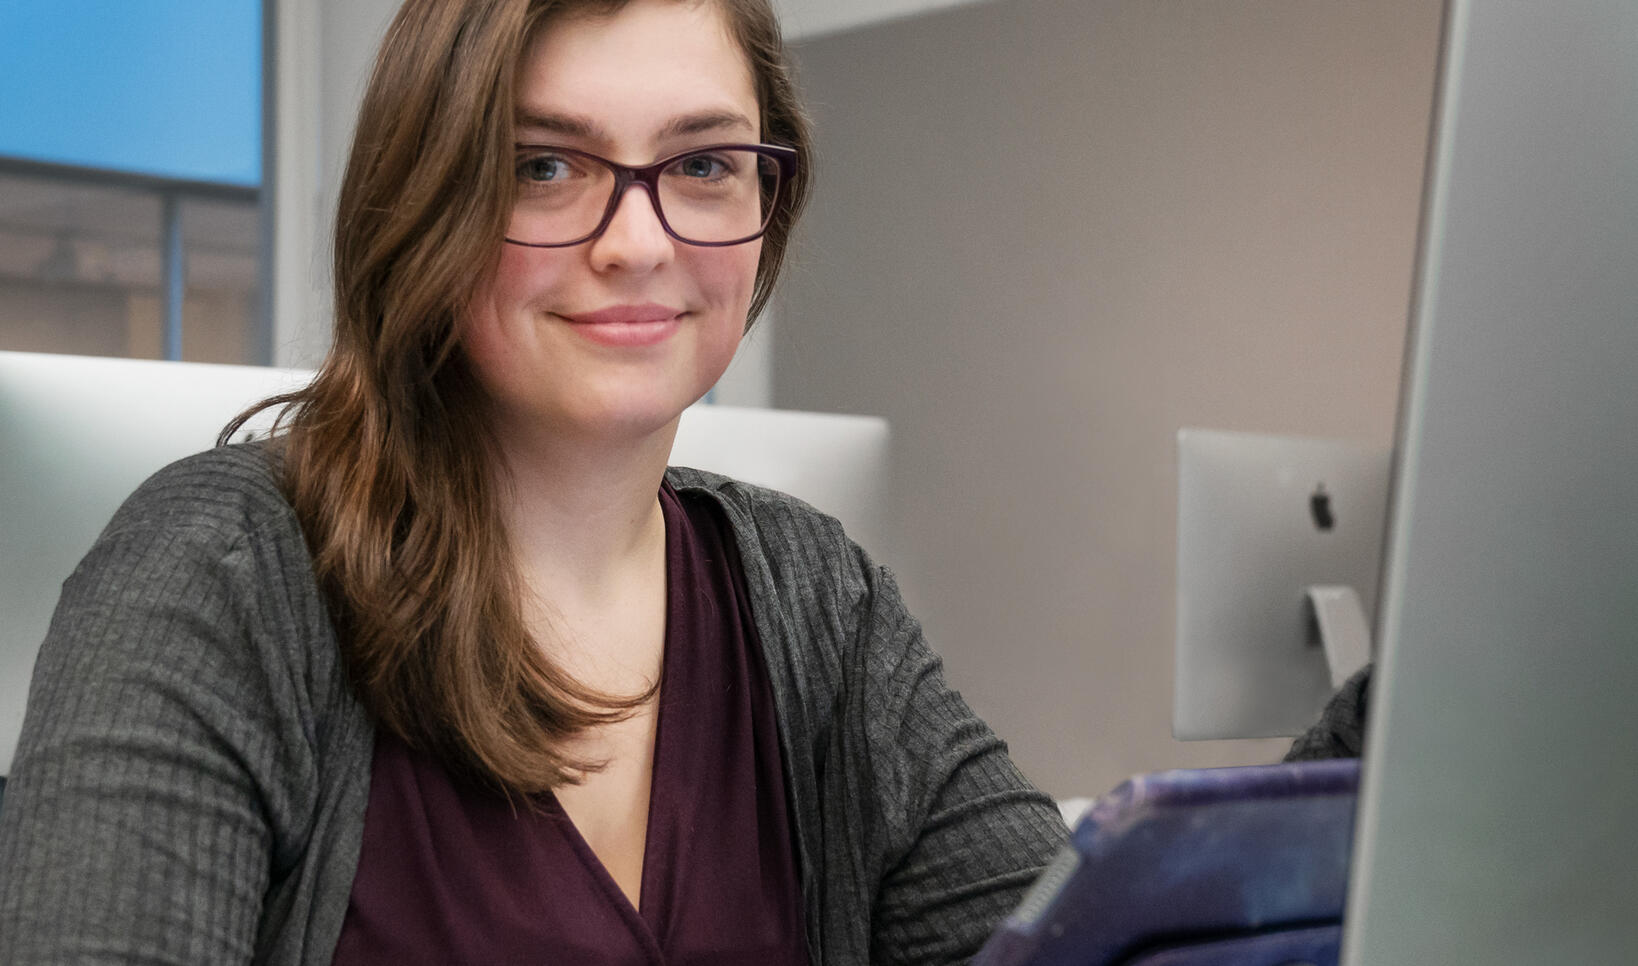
462,0,762,447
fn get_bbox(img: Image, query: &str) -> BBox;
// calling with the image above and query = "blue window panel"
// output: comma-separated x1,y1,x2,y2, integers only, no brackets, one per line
0,0,261,187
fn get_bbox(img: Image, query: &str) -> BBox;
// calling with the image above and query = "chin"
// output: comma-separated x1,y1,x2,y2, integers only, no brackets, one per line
564,382,709,442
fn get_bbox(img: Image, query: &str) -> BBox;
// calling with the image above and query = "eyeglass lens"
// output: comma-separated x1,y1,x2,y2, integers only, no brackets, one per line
508,148,779,246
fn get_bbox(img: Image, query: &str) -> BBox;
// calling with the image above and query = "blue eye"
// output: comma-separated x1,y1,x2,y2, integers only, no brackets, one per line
517,152,573,183
673,153,730,179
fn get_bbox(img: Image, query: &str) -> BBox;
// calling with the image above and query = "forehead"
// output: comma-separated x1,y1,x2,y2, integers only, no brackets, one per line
517,0,759,146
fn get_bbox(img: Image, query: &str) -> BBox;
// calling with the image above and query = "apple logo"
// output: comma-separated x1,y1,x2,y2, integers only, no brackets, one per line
1310,483,1335,531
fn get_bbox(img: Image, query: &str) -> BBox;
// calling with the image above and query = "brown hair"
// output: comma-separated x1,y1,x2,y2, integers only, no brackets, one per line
226,0,812,794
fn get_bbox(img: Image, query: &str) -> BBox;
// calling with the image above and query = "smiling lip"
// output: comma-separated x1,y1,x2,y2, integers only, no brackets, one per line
562,303,684,347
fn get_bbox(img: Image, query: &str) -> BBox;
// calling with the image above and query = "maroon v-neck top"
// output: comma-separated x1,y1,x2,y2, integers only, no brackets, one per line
331,483,810,966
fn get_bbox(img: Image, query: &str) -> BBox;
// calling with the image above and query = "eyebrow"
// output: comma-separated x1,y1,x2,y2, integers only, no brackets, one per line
514,109,758,143
657,110,757,140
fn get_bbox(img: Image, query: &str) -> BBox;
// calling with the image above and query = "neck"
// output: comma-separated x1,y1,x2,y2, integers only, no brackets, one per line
488,415,678,607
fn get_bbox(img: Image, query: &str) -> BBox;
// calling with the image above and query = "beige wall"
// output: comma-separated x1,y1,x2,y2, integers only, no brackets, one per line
778,0,1443,797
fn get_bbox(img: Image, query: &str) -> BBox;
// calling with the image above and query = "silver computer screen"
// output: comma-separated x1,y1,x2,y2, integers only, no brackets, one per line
0,352,311,775
1342,1,1638,961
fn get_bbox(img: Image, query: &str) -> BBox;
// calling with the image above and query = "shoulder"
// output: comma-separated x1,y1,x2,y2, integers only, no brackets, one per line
664,465,863,582
664,465,882,648
100,442,299,554
63,442,318,640
46,440,345,757
664,465,897,696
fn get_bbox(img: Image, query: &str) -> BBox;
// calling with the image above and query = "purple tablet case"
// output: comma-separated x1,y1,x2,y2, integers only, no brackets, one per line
974,759,1359,966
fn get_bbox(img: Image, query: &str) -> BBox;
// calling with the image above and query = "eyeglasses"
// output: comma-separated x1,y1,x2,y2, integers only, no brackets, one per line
503,143,798,248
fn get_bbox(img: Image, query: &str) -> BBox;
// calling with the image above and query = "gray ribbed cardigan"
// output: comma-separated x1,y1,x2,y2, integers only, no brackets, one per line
0,445,1066,965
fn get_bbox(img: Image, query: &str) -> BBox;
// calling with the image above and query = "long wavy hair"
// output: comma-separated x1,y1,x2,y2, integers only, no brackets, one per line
225,0,812,794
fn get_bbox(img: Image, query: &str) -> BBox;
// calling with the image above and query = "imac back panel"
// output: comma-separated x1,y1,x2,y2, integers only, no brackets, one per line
1174,428,1390,740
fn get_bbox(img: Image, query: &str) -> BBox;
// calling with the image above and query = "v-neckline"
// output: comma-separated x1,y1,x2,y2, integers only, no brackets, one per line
542,485,681,932
545,680,669,923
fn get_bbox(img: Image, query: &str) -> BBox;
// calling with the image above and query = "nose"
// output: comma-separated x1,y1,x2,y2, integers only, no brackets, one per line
588,183,674,273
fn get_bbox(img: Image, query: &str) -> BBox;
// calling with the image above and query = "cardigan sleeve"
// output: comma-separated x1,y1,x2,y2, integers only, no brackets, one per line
1284,663,1373,762
848,560,1069,965
0,466,321,964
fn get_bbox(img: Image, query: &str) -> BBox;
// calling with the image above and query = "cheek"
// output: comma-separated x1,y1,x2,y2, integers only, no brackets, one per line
461,246,565,351
460,302,506,386
693,245,761,366
459,251,535,392
696,241,762,322
484,243,565,313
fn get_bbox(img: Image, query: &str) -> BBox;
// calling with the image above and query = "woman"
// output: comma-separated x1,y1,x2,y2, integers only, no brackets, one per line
0,0,1067,962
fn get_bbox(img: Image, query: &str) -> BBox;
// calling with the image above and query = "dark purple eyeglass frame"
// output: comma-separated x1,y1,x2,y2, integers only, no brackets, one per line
503,142,799,249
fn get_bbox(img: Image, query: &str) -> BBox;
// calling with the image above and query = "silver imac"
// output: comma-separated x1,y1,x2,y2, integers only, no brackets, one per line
1173,428,1390,740
0,351,890,774
0,352,313,775
1343,0,1638,961
672,401,892,562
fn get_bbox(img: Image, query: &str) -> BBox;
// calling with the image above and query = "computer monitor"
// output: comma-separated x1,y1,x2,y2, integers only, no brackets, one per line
1341,0,1638,961
1173,429,1390,740
0,352,312,775
669,402,892,563
0,350,891,774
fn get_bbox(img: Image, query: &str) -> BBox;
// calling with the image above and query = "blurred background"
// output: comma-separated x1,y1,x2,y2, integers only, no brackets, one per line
0,0,1444,798
0,1,265,362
